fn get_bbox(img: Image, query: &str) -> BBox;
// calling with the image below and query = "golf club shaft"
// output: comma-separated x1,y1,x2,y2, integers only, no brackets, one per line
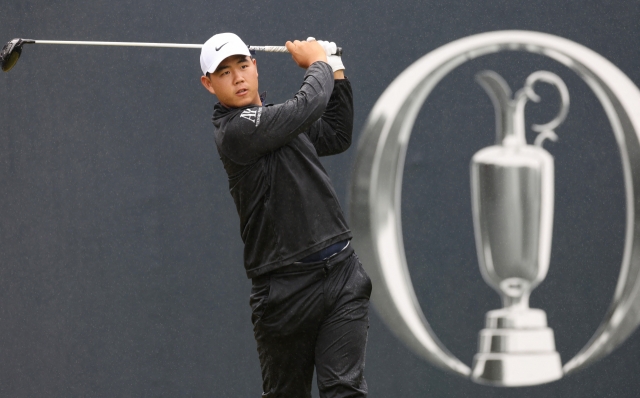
34,40,203,48
32,40,335,54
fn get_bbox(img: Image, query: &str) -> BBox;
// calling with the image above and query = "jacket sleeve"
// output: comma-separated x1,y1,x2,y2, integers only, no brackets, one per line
216,62,334,165
304,78,354,156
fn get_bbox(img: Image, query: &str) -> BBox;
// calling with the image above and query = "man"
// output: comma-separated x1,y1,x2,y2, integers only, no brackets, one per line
200,32,371,398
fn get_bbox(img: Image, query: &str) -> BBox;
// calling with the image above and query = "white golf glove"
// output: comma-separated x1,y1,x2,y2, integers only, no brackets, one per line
307,37,345,73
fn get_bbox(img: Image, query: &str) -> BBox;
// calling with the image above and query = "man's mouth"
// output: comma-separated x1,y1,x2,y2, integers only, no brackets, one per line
236,88,249,96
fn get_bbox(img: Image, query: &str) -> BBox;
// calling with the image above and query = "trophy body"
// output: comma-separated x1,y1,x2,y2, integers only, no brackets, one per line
470,71,569,386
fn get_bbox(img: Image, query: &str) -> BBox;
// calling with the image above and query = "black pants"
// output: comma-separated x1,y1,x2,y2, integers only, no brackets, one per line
250,245,371,397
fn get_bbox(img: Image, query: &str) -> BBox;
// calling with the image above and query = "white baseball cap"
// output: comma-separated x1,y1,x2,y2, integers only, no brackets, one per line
200,33,251,75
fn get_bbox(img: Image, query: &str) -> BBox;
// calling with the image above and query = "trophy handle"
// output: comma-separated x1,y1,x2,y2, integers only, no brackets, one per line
476,70,569,148
523,71,571,146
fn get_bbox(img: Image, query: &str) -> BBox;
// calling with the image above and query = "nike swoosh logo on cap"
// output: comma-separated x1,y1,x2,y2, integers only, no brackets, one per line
215,42,229,51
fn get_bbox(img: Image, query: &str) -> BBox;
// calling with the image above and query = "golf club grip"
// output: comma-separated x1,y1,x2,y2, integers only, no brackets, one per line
250,45,343,56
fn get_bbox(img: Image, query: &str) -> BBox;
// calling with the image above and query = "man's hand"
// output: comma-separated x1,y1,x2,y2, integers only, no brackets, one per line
308,38,345,73
307,38,345,79
285,40,327,69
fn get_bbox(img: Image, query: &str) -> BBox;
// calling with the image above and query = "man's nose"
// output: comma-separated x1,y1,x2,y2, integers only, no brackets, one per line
233,72,245,84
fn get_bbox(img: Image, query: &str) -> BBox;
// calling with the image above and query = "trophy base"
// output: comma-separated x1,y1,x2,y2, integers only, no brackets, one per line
471,308,563,386
472,352,562,387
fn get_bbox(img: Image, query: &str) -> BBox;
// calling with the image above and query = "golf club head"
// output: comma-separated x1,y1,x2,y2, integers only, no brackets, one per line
1,39,35,72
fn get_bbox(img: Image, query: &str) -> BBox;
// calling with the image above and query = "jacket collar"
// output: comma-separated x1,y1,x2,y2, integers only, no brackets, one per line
212,91,268,123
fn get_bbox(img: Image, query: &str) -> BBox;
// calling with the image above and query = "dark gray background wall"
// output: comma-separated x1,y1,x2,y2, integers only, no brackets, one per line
0,1,638,396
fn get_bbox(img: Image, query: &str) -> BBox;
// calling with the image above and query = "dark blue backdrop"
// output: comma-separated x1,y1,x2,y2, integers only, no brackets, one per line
0,1,638,396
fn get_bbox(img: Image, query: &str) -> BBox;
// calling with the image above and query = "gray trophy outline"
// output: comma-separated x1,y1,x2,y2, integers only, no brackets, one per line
470,70,568,386
349,30,640,382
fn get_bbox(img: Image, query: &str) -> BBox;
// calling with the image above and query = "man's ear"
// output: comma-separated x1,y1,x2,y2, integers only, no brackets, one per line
253,58,258,77
200,75,216,95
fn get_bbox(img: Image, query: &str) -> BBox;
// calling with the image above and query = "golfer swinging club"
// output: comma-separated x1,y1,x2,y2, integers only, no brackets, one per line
199,33,371,397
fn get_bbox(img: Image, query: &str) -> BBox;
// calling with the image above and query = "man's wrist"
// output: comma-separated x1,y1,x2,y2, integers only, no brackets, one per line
333,70,345,80
309,58,328,68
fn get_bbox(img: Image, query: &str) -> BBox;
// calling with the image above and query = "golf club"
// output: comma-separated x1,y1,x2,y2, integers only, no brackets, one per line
0,38,343,72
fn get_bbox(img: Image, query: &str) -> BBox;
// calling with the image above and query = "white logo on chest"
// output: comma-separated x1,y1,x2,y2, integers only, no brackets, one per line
240,108,258,124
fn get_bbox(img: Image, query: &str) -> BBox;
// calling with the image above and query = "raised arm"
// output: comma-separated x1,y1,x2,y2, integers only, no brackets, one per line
216,62,334,164
305,78,353,156
214,40,334,164
304,38,353,156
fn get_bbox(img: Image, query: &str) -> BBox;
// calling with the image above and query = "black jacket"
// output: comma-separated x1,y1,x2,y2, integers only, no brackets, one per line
212,61,354,278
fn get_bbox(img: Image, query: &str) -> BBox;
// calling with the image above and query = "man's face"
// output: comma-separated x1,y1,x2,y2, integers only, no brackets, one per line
200,55,261,108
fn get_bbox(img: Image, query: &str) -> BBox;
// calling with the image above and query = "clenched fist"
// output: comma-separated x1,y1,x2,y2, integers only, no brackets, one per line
285,40,327,69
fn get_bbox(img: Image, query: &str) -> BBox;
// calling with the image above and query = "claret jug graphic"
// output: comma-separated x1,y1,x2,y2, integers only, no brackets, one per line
350,30,640,388
470,70,569,386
